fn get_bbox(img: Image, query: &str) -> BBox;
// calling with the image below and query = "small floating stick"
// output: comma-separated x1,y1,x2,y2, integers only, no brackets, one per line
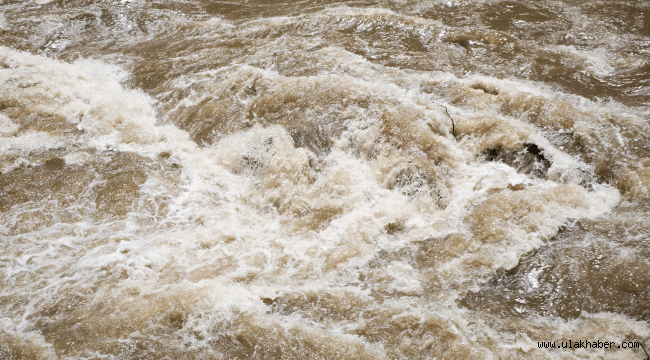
439,104,457,139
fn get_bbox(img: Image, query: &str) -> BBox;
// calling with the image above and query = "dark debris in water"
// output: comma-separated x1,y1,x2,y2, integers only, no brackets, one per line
481,143,551,179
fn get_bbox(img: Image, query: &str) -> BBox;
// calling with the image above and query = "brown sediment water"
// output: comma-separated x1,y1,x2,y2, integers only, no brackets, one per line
0,0,649,359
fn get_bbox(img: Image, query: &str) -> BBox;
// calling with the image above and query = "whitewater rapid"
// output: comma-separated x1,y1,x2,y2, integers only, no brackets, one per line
1,1,649,359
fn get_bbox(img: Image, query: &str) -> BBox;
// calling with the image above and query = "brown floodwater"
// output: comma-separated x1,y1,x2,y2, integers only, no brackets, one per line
1,0,649,359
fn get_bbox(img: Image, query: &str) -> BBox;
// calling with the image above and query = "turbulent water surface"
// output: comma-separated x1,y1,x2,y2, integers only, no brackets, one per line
1,0,650,359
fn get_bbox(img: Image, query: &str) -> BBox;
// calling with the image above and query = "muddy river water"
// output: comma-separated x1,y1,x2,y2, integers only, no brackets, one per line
1,0,649,358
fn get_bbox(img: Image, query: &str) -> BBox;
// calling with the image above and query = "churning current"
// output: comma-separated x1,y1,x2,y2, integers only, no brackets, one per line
1,0,649,359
